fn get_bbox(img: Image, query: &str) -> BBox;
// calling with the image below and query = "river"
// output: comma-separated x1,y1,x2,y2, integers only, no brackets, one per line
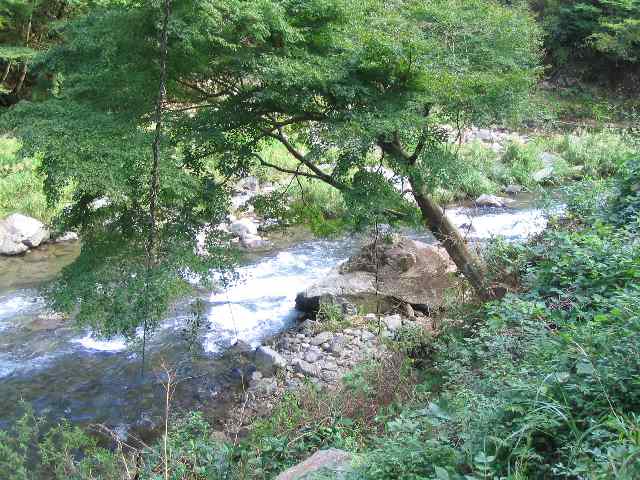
0,193,560,435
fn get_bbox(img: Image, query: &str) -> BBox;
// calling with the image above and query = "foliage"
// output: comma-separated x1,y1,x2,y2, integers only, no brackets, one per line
0,407,233,480
0,136,55,221
546,129,638,177
536,0,640,77
353,156,640,479
1,2,237,338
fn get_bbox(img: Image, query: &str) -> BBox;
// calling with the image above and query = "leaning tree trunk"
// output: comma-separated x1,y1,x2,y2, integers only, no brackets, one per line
13,63,27,94
12,16,31,95
408,179,493,299
1,61,11,84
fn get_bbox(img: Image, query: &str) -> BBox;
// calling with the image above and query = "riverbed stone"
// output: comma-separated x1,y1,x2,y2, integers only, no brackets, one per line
382,314,403,331
241,234,272,250
533,166,554,183
229,339,253,355
310,331,333,346
328,337,346,354
276,449,353,480
54,231,79,243
293,359,320,377
255,346,286,375
297,237,455,315
229,218,258,238
304,350,323,363
0,213,50,255
475,194,511,208
504,184,524,195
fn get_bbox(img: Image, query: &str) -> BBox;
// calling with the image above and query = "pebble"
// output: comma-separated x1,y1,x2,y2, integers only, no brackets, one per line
304,350,323,363
361,330,375,341
310,331,333,346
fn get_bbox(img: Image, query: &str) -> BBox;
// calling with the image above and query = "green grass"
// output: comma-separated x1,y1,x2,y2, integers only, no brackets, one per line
0,137,54,222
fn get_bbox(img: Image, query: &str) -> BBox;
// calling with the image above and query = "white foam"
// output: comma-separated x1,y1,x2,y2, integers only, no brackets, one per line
72,334,128,352
203,242,345,353
446,207,555,241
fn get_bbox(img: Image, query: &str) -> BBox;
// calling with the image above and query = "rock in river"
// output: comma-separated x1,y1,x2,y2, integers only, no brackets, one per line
296,236,455,315
0,213,50,255
254,346,286,375
475,194,512,208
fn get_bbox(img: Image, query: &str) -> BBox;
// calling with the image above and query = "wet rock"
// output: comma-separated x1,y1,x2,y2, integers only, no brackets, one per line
299,319,319,333
255,346,286,375
533,166,554,183
228,339,253,356
296,236,455,315
475,194,511,208
0,213,50,255
54,231,79,243
504,184,523,195
276,448,353,480
241,234,272,250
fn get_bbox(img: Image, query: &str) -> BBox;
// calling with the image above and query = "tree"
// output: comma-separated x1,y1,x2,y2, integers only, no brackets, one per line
536,0,640,74
1,0,540,324
167,0,542,298
1,0,236,340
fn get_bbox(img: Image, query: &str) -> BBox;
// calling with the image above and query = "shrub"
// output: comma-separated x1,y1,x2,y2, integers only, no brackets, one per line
0,137,53,222
547,130,637,177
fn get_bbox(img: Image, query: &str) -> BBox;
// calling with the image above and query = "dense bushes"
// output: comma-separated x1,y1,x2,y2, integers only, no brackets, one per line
353,155,640,478
535,0,640,85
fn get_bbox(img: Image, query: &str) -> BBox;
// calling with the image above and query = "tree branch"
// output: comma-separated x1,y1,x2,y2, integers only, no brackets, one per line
409,127,429,165
252,153,325,182
176,78,234,99
266,130,344,190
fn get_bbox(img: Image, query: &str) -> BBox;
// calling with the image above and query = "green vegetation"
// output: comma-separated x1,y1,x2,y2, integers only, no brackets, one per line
2,157,639,478
535,0,640,84
0,0,639,478
0,137,51,221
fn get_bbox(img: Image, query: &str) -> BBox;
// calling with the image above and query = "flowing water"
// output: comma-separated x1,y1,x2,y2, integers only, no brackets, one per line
0,193,560,433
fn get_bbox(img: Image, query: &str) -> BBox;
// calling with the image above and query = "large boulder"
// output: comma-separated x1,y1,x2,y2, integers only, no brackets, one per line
0,213,50,255
296,236,456,315
229,218,259,238
475,194,512,208
276,449,352,480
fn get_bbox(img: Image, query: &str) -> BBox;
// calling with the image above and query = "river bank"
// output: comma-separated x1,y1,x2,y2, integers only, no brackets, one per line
0,191,560,440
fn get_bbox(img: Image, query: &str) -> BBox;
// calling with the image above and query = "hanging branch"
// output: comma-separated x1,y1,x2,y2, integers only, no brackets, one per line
142,0,172,380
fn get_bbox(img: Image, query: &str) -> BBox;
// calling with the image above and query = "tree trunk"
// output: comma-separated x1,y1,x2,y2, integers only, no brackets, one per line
142,0,172,381
13,63,27,94
409,179,494,300
1,61,11,84
12,17,31,94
